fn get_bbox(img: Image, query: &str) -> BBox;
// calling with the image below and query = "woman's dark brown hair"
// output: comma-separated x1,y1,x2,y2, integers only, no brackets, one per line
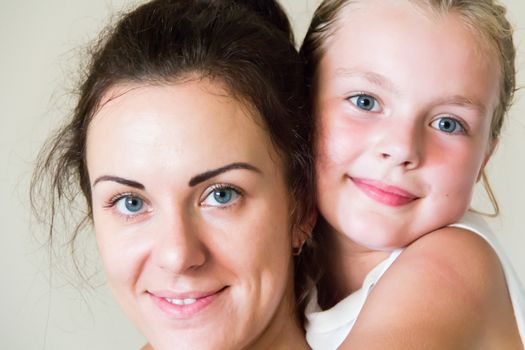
31,0,316,323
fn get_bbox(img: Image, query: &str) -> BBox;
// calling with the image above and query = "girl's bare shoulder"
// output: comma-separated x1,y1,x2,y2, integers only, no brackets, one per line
340,227,520,349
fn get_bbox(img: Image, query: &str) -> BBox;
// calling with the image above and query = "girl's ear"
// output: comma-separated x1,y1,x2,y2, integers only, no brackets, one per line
477,139,498,182
292,209,318,253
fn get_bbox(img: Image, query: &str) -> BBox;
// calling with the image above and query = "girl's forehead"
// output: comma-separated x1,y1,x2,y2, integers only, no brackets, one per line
316,0,501,116
332,0,496,49
327,0,498,63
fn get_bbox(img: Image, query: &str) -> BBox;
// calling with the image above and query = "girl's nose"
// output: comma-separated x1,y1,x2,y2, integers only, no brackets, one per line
375,119,423,170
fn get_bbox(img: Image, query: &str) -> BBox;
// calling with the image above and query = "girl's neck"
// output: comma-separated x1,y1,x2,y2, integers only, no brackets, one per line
317,219,391,309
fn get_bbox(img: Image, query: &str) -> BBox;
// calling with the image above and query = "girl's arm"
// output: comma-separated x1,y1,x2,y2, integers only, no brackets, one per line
339,227,521,349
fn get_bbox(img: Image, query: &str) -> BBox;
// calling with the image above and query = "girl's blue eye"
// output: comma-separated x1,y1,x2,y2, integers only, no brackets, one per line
349,94,381,112
430,117,465,134
115,195,145,214
201,186,241,207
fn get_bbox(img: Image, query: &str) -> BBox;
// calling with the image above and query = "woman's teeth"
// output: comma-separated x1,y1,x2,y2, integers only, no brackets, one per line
165,298,197,305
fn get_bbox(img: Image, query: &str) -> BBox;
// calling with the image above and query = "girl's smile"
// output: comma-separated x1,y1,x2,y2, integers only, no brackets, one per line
349,177,419,207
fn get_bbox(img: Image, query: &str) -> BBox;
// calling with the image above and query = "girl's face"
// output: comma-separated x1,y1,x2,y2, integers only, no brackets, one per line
87,79,299,349
314,0,500,250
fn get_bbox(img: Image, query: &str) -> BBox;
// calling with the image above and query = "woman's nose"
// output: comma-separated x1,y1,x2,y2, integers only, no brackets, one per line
152,212,207,274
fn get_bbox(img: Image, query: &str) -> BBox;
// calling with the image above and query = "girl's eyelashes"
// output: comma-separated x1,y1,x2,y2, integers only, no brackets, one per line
200,184,242,208
347,93,382,112
430,116,467,135
345,92,469,135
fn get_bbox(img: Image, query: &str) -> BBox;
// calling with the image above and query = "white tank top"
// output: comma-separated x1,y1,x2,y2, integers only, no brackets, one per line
305,212,525,349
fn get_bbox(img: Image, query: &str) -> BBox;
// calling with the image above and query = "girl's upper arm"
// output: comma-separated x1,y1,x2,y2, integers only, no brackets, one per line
339,226,510,350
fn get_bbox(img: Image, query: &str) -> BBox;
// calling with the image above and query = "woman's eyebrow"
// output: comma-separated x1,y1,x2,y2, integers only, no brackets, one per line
92,176,145,190
189,162,262,187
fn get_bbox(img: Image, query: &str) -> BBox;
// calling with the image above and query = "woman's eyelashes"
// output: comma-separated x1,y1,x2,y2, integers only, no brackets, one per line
200,184,242,208
430,116,467,135
102,183,243,221
104,192,150,221
347,93,382,112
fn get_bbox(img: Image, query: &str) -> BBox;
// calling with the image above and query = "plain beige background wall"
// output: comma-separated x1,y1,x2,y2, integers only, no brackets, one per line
1,0,523,349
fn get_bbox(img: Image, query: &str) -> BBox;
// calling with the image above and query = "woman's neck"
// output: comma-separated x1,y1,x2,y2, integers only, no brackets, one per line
248,277,309,349
141,322,308,350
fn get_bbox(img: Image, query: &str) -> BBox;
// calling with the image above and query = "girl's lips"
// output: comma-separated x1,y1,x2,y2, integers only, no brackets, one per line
350,177,419,207
148,287,227,319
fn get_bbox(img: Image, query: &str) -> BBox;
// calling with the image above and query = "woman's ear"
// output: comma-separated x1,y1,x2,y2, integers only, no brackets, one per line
292,209,317,254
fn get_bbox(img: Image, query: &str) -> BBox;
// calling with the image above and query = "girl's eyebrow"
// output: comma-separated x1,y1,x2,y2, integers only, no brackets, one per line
188,162,262,187
334,68,400,95
92,176,145,189
335,69,488,115
433,95,487,115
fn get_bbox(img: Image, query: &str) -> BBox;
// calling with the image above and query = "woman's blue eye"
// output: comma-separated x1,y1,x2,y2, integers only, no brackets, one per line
115,195,145,214
201,186,241,207
213,189,233,204
430,117,465,134
349,94,380,112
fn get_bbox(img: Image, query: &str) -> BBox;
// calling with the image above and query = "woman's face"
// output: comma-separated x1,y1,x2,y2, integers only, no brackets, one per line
86,79,299,349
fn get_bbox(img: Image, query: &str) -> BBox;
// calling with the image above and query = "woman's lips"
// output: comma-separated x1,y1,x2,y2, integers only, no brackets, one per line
148,287,227,319
350,177,419,207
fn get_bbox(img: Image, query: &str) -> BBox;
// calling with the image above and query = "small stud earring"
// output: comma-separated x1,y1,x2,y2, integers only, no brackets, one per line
292,240,305,256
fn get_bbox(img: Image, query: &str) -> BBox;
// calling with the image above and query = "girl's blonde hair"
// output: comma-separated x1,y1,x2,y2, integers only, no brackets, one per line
300,0,516,215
